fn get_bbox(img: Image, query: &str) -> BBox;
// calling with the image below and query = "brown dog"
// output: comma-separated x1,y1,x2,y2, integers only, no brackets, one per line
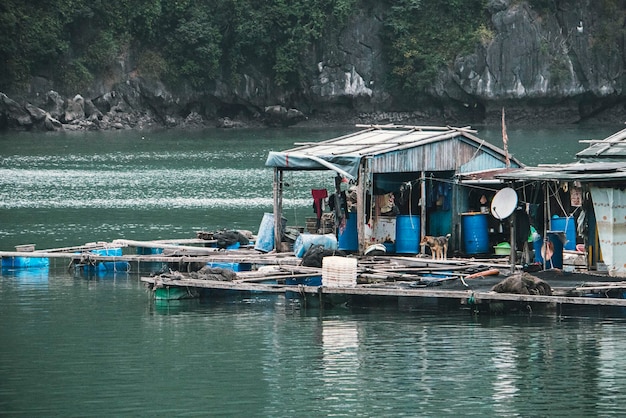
420,234,451,260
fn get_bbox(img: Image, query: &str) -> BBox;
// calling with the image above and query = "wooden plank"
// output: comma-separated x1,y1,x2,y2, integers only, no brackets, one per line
33,242,115,253
0,251,304,266
144,277,309,294
385,256,515,270
238,273,322,283
112,239,220,253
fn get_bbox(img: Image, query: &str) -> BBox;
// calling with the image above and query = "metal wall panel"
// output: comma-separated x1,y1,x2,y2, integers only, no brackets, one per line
369,138,509,174
590,186,626,278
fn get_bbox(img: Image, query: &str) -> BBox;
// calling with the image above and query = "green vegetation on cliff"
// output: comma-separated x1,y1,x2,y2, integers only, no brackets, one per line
0,0,358,93
382,0,490,95
1,0,487,95
1,0,624,100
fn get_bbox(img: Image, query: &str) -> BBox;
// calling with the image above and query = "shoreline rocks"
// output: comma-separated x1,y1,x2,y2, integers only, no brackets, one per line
1,87,623,133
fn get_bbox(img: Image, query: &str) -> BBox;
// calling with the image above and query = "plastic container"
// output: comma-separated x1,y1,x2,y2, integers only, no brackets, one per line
293,233,338,258
338,215,358,252
462,213,489,254
550,216,576,250
395,215,420,254
493,242,511,255
322,256,357,287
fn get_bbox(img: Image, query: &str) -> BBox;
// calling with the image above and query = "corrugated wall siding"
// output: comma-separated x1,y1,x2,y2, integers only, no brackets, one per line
369,138,508,174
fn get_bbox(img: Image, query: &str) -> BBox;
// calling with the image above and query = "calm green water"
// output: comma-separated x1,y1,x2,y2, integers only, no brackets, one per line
2,124,626,416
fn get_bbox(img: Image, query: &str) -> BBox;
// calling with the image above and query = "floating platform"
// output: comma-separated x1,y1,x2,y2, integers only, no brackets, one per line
4,236,624,315
140,255,626,315
141,273,626,309
0,238,302,275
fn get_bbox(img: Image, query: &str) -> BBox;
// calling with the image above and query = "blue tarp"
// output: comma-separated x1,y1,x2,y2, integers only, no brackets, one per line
265,151,361,180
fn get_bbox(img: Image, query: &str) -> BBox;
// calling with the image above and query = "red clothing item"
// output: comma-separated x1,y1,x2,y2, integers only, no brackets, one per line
311,189,328,220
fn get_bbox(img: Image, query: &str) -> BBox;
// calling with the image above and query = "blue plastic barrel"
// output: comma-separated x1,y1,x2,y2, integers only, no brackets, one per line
462,213,489,254
550,216,576,250
338,215,358,252
547,231,564,269
396,215,420,254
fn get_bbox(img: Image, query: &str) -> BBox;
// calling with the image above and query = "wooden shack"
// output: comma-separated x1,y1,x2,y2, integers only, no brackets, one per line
265,125,523,255
496,128,626,277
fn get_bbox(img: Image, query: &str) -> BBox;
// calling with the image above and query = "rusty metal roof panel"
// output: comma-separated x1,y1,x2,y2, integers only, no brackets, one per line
496,162,626,182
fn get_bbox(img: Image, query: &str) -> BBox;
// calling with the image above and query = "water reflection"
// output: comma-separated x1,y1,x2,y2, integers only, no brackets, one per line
597,325,626,415
321,318,360,389
491,339,519,415
1,267,49,288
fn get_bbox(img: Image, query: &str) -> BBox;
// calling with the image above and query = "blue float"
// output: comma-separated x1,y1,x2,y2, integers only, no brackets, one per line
1,256,49,269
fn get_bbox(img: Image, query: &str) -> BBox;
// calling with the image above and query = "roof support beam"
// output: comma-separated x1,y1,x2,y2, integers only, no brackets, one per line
273,168,283,252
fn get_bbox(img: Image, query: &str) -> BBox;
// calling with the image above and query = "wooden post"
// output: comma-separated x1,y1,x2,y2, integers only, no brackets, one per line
509,214,516,273
273,168,283,252
420,171,427,255
541,181,554,270
356,161,365,255
360,158,374,254
333,175,342,228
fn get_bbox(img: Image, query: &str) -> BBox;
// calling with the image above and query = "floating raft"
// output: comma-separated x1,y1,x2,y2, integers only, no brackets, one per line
140,254,626,312
0,238,303,273
140,275,626,308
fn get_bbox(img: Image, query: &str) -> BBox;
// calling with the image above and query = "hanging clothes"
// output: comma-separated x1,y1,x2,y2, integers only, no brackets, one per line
328,191,349,219
311,189,328,229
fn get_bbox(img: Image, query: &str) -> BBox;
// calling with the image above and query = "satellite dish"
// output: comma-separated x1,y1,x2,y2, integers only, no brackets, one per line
491,187,517,220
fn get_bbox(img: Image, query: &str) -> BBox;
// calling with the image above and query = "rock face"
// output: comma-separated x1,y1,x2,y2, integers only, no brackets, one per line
448,1,625,123
1,1,624,131
263,105,307,127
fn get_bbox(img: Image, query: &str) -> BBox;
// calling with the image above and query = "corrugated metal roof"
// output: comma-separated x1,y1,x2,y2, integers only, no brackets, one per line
496,162,626,182
266,125,522,177
576,127,626,159
286,125,506,158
